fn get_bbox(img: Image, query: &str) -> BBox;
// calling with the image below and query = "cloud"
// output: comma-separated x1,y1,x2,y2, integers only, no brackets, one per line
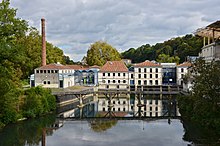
10,0,220,61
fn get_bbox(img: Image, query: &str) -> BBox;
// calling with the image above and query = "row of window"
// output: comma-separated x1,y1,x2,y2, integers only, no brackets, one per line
36,70,58,74
138,68,159,73
137,80,159,85
43,81,51,84
103,80,127,84
102,100,127,105
103,107,126,112
138,74,159,78
103,72,126,77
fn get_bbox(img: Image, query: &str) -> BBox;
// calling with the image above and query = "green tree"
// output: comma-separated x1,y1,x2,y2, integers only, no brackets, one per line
156,54,180,64
86,41,121,66
178,59,220,133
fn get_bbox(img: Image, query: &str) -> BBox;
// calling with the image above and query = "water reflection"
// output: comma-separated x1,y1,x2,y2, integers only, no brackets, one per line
1,95,220,146
57,94,180,119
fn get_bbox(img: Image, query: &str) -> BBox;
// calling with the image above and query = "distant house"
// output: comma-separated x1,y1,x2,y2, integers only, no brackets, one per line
122,59,132,66
98,61,129,89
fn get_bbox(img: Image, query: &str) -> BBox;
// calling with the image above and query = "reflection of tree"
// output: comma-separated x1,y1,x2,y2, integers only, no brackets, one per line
89,119,117,132
0,114,56,146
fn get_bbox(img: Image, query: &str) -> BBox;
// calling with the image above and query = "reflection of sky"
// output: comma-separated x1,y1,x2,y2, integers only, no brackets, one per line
46,119,190,146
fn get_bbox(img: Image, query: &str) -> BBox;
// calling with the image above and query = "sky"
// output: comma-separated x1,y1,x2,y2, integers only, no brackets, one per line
10,0,220,61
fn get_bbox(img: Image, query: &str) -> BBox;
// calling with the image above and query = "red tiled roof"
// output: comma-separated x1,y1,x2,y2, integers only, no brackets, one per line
100,61,128,72
89,65,101,69
178,62,191,67
134,60,161,67
36,63,72,70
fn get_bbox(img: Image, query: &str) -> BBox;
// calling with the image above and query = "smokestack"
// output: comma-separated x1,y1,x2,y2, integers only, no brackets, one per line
41,18,46,66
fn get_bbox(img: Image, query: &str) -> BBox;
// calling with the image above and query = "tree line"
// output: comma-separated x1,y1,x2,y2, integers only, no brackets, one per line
121,34,203,64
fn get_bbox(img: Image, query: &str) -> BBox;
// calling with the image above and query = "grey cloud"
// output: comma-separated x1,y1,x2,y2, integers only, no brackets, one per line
11,0,220,61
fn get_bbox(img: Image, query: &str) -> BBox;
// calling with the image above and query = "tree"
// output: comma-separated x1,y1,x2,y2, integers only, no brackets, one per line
156,54,180,64
86,41,121,66
178,59,220,133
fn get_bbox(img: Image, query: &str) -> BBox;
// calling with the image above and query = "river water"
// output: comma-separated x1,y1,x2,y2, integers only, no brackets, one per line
0,96,219,146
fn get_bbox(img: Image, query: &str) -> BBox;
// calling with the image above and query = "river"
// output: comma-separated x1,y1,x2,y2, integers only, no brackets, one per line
0,96,219,146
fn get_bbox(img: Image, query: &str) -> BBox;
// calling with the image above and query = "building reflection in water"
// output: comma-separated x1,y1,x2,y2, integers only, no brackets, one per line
56,94,180,119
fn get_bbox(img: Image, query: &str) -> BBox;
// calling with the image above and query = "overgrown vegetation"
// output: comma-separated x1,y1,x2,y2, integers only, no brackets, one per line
178,59,220,134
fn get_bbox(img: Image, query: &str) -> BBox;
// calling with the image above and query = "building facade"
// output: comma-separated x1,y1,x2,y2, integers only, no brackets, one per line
98,61,129,90
133,61,163,86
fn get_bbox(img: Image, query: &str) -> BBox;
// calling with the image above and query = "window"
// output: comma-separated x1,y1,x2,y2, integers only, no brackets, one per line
138,74,141,78
144,68,147,73
131,74,134,78
102,80,106,83
43,81,46,84
138,80,141,85
149,100,152,104
118,80,120,83
51,70,54,73
103,108,105,111
113,80,116,83
108,80,110,83
150,68,152,73
150,112,152,117
155,112,158,117
156,68,158,73
181,74,184,78
103,73,105,76
144,80,147,85
118,108,120,111
36,70,39,73
155,100,158,105
155,107,158,111
150,106,152,110
139,68,141,72
48,70,50,73
113,101,115,104
123,101,126,104
123,80,126,83
55,70,58,73
108,73,110,76
44,70,46,73
123,73,126,76
118,101,120,104
48,81,50,84
113,73,115,76
150,80,153,85
150,74,152,78
113,108,115,111
144,74,147,78
155,80,158,85
123,108,126,112
106,85,109,88
117,85,119,89
40,70,43,73
118,73,120,76
155,74,158,78
181,68,184,72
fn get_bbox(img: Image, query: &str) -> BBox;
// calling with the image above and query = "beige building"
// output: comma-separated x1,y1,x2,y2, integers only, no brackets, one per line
98,61,129,90
196,20,220,62
133,61,162,86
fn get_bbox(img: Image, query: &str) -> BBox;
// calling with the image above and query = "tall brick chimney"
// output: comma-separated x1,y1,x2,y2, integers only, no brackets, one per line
41,18,46,66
